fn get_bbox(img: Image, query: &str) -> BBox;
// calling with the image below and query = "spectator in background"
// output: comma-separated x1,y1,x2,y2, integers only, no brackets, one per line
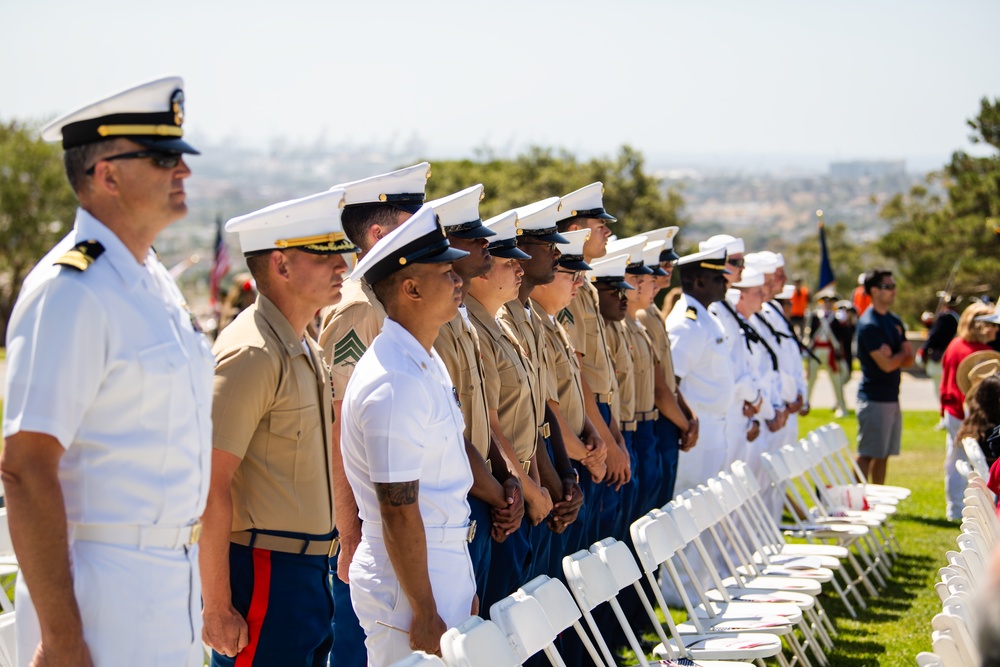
852,272,872,316
789,277,809,338
919,295,960,429
216,272,257,335
957,373,1000,469
939,305,999,520
834,300,857,385
806,291,850,417
855,269,913,485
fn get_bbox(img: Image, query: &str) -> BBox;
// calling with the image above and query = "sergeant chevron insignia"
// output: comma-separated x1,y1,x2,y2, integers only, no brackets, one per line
557,308,574,326
333,330,367,367
54,240,105,271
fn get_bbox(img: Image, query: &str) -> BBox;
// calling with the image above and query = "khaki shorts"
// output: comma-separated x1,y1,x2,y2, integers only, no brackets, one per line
856,398,902,458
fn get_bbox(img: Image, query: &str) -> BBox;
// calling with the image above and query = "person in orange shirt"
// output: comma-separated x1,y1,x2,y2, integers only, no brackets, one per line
852,272,872,316
790,277,809,338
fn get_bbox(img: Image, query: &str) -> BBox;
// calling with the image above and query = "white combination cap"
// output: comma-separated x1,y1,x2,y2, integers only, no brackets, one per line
558,229,593,271
484,210,530,260
606,236,651,275
556,182,617,223
642,226,681,261
226,189,356,256
41,75,198,154
332,162,431,213
428,184,494,239
676,245,730,273
642,241,668,276
744,252,779,275
515,197,567,243
588,254,634,290
733,267,764,288
350,203,468,284
700,234,745,256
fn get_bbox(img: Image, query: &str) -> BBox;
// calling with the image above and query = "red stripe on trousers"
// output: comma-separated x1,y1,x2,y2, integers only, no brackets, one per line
235,548,271,667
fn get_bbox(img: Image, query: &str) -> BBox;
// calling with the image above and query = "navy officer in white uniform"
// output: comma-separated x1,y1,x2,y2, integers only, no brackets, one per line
340,205,476,665
1,76,213,667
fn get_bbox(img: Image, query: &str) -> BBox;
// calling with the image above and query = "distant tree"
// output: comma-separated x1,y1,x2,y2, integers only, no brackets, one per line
878,97,1000,321
786,220,888,301
0,121,77,339
426,145,686,241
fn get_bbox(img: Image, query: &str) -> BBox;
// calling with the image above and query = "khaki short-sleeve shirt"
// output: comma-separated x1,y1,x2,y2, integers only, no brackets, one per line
637,302,676,393
499,300,548,430
212,295,335,535
319,278,387,401
560,281,614,396
466,295,537,464
605,318,635,424
433,308,491,459
540,312,587,438
625,316,656,415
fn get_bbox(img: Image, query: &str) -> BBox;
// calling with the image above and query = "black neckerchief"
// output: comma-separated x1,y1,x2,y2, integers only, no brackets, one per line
764,301,821,363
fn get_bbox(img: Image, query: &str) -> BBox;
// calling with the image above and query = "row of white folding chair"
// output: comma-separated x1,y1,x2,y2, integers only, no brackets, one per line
0,510,17,613
962,436,992,481
815,424,912,501
0,613,13,667
758,447,888,608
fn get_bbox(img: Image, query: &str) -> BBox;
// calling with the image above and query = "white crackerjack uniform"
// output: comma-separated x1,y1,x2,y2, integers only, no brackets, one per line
341,318,475,667
4,209,214,667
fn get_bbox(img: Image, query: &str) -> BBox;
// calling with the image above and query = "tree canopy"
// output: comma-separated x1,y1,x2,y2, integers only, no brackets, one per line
0,121,77,339
425,145,686,241
877,97,1000,318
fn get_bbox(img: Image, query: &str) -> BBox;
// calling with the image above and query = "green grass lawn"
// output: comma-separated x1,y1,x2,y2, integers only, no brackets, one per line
619,409,955,667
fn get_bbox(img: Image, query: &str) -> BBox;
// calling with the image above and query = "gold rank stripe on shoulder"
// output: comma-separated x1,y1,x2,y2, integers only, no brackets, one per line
685,306,698,321
54,240,105,272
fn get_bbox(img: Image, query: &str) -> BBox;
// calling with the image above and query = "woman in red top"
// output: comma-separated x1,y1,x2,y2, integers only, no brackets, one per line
941,302,998,519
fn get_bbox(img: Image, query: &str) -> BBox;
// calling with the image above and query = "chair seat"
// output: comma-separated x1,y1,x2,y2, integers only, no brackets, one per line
782,523,869,538
719,576,823,598
652,632,784,660
708,587,816,609
677,618,793,635
765,543,850,559
736,564,834,583
692,601,803,624
752,552,843,569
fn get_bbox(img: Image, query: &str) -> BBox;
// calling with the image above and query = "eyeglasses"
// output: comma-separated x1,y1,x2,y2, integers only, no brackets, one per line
518,239,558,252
727,258,745,269
557,269,584,282
85,150,182,175
596,285,628,300
877,283,897,290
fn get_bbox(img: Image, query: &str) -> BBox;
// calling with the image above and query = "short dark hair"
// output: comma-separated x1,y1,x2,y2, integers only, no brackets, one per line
245,253,274,293
63,140,122,193
863,269,893,295
369,267,409,313
341,204,402,252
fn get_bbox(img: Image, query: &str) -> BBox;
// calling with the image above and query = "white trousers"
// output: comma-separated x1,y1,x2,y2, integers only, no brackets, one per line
724,403,749,469
16,541,203,667
675,414,727,496
350,536,475,667
944,413,968,520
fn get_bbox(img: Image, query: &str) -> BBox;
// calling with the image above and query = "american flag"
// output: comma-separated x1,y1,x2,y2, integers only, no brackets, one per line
209,214,230,307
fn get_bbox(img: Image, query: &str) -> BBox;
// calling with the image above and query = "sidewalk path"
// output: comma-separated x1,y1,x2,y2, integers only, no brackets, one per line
809,368,939,413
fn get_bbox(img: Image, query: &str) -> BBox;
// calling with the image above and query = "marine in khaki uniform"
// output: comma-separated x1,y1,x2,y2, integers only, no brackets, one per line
554,182,629,547
427,185,523,602
201,189,355,666
465,210,552,610
592,251,640,538
500,198,584,585
635,231,697,506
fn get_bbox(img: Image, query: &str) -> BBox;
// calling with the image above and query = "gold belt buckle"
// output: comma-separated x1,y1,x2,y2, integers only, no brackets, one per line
521,460,532,474
539,422,551,439
189,522,203,545
328,536,340,558
467,520,477,543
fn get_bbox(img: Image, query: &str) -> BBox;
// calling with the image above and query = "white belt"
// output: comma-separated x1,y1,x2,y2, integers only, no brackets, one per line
70,522,202,550
363,521,476,544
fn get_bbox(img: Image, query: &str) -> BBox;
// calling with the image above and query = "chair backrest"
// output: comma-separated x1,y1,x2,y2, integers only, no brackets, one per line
0,613,14,667
562,550,618,612
388,652,447,667
488,591,556,662
441,616,522,667
962,437,991,479
590,537,642,588
517,575,579,634
955,459,973,480
0,511,15,558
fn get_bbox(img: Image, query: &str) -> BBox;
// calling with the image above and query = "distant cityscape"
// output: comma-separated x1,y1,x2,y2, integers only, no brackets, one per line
159,140,929,311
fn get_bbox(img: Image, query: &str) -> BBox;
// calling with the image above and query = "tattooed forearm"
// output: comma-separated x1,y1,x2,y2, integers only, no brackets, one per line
374,481,419,506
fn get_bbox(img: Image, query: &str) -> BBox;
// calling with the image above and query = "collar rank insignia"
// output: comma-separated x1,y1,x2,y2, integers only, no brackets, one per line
452,386,462,408
685,305,698,321
55,240,105,272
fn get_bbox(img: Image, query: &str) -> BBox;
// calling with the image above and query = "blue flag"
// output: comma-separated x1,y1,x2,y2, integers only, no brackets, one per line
817,222,836,293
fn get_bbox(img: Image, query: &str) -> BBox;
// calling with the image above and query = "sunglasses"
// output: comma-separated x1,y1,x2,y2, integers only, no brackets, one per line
518,239,558,252
727,258,745,269
85,150,182,175
877,283,897,290
557,269,585,282
596,285,629,300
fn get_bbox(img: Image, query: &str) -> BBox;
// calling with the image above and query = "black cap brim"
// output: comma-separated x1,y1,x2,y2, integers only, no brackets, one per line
626,265,654,276
426,246,470,263
490,246,531,260
392,202,425,215
536,231,570,244
594,278,634,291
659,249,680,262
446,224,496,239
650,266,668,277
559,259,592,271
131,136,200,155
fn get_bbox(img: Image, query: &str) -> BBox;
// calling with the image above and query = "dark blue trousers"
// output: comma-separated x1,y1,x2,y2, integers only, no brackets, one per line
634,419,660,520
468,495,494,605
655,416,682,507
481,517,531,612
330,575,366,667
212,542,334,667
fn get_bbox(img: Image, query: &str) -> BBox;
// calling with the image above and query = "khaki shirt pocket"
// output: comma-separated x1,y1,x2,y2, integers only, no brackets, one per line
266,406,320,483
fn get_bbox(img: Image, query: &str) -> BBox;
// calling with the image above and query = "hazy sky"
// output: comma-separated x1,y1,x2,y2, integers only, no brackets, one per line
3,0,998,170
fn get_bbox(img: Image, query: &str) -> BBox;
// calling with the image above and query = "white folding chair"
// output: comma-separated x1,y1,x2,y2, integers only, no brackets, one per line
915,650,945,667
489,589,565,666
0,511,18,613
516,575,605,667
567,541,768,667
388,652,447,667
818,424,910,499
955,459,973,480
807,429,904,508
440,616,522,667
962,437,991,480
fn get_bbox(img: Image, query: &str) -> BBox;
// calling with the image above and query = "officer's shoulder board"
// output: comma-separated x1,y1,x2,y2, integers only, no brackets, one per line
54,240,105,272
685,305,698,321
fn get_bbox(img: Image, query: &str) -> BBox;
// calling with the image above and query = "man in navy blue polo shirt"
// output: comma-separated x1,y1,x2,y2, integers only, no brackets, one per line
855,269,914,484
